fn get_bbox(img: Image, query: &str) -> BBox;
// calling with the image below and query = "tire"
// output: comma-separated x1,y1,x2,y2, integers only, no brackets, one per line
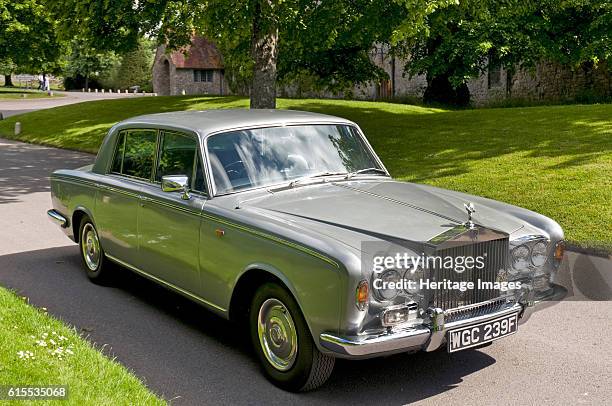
250,283,335,392
78,216,112,283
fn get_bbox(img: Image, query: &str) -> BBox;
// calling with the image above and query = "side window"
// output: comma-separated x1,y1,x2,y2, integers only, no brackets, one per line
157,131,206,193
121,130,157,180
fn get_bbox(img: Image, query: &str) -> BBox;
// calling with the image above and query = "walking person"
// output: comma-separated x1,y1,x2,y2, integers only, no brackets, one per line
37,74,44,90
44,75,50,92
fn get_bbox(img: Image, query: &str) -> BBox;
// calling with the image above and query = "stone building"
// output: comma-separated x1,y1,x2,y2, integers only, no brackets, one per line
356,44,611,106
152,36,229,96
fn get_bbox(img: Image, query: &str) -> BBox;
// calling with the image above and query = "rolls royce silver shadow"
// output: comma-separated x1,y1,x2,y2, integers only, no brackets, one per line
48,110,567,391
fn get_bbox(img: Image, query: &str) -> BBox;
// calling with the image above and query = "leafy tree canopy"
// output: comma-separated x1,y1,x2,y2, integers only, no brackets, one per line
49,0,454,105
0,0,63,75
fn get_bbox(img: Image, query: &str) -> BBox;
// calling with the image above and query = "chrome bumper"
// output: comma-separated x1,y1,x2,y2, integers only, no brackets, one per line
320,284,567,359
47,209,68,228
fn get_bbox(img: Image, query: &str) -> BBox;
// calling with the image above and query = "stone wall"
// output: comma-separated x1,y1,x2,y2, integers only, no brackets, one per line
508,62,611,102
152,46,173,96
172,68,227,96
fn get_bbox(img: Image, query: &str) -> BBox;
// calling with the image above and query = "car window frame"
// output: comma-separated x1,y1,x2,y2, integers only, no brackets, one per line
154,129,209,196
108,128,158,182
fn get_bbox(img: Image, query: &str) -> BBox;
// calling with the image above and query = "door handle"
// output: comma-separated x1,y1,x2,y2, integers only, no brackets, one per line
139,195,153,207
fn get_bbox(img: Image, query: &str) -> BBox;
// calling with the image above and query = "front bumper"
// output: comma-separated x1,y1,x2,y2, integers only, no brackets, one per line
320,283,567,359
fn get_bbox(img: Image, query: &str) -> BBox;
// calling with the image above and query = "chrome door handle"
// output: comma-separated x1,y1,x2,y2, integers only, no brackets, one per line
139,195,153,207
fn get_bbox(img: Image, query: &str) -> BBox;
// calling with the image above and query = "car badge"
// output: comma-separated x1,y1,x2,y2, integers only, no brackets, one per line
464,202,476,230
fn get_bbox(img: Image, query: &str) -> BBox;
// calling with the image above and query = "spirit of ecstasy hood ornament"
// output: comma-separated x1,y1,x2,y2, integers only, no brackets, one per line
464,202,476,229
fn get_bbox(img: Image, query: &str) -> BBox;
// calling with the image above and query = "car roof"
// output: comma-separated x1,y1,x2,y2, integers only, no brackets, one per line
116,109,355,136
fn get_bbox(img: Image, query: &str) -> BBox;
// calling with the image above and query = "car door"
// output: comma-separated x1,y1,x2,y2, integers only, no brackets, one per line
95,129,157,263
137,130,207,293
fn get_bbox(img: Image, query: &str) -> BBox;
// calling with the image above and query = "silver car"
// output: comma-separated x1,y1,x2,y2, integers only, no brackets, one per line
48,109,567,391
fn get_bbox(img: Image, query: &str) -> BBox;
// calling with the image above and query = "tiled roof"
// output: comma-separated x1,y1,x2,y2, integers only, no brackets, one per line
170,36,224,69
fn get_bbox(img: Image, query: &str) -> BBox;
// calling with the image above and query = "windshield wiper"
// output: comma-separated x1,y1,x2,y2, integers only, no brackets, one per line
288,171,348,188
344,167,388,179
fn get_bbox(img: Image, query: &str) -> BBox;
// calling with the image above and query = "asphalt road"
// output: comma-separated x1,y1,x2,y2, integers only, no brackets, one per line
0,91,146,118
1,137,611,405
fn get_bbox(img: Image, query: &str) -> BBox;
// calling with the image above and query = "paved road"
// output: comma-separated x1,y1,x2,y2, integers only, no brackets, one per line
0,91,146,118
1,138,611,405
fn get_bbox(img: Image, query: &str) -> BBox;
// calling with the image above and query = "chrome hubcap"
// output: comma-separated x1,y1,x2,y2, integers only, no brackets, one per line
257,298,298,371
81,223,100,271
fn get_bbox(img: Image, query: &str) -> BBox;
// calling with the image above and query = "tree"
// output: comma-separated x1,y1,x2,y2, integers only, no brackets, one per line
50,0,453,108
0,0,63,85
400,0,612,106
63,40,118,90
113,39,155,91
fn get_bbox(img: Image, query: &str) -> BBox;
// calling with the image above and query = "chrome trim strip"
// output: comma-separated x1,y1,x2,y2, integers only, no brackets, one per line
106,254,227,313
199,212,341,269
47,209,68,228
139,195,202,216
51,175,98,189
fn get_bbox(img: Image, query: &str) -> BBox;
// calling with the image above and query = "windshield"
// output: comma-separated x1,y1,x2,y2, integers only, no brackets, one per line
206,124,383,194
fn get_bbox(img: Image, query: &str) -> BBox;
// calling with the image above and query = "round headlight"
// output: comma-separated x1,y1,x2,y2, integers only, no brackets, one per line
403,267,423,294
373,269,401,301
531,241,548,267
512,245,530,270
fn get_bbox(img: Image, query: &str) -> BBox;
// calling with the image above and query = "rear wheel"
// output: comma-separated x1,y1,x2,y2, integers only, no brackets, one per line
250,283,335,391
78,216,111,283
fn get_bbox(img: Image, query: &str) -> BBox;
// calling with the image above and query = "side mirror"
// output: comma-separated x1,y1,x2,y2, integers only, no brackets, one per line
161,175,190,200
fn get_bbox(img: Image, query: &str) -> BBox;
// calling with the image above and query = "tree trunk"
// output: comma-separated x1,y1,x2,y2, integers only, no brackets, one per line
84,74,89,90
250,0,279,109
4,74,13,87
423,74,470,107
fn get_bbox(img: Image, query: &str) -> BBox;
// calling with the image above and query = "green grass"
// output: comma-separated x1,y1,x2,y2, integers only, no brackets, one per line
0,96,610,249
0,87,64,100
0,288,164,405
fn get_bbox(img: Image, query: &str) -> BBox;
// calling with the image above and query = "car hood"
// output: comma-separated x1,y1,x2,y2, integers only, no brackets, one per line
237,179,525,252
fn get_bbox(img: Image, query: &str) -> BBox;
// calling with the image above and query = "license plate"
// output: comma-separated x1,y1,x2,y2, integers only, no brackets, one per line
447,312,518,353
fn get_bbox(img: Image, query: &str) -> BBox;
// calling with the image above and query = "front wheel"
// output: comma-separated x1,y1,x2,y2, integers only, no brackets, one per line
250,283,335,392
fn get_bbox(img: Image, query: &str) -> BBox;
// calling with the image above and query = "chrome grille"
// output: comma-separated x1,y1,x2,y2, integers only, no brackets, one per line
430,237,509,310
444,298,511,323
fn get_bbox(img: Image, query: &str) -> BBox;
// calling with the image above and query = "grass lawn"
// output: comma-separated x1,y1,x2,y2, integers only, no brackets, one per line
0,87,64,100
0,96,610,249
0,288,164,404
